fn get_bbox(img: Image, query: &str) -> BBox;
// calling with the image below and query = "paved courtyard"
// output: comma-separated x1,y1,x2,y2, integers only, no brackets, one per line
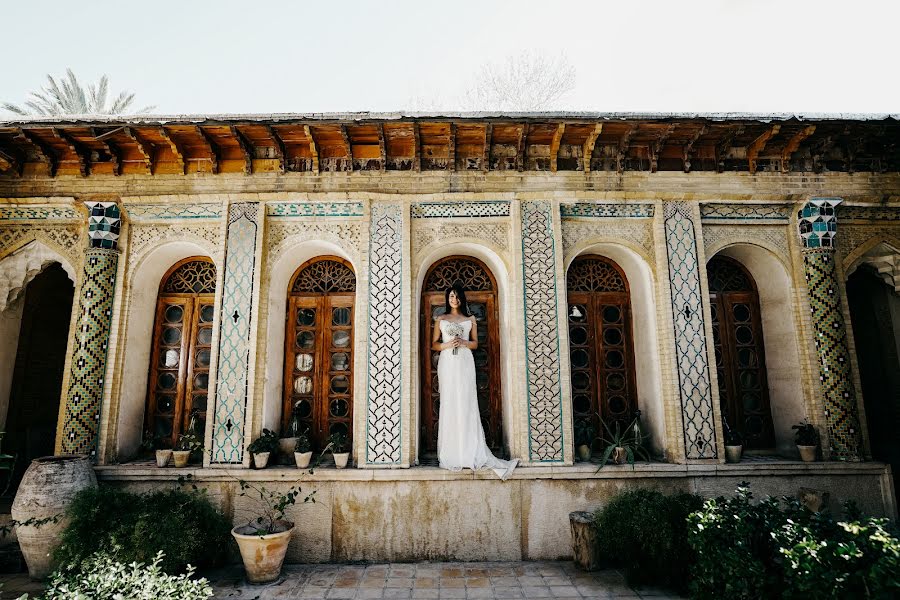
1,561,683,599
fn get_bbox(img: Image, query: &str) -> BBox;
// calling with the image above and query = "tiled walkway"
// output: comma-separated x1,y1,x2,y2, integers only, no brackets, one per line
0,561,684,599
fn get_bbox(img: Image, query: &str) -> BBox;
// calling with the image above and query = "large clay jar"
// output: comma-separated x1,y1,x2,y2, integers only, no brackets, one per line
12,455,97,579
231,520,294,583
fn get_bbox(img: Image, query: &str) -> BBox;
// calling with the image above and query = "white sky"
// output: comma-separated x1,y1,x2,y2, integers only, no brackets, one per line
2,0,898,115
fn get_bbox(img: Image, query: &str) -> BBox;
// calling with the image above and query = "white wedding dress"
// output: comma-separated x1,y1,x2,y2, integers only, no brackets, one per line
437,319,518,480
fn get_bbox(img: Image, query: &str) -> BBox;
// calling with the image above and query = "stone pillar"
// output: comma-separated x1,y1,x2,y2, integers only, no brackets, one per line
798,198,863,461
662,202,717,459
60,202,121,458
209,202,262,466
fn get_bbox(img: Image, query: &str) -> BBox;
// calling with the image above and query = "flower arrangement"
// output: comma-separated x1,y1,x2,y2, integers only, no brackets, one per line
444,321,465,355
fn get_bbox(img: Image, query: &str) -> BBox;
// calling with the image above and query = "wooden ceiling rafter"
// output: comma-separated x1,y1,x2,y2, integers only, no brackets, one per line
123,126,153,174
550,123,566,172
516,123,529,172
194,126,219,174
448,123,457,171
230,126,253,175
411,123,421,172
482,123,492,172
17,129,57,175
53,128,88,177
616,124,637,173
303,125,319,173
265,125,286,174
649,124,675,173
683,125,708,173
158,127,187,175
339,124,352,171
781,125,816,173
377,123,387,172
0,148,20,176
747,124,781,174
91,127,121,175
582,123,602,173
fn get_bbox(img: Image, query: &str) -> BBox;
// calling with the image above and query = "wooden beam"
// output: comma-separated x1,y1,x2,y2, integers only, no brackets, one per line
17,129,58,176
304,125,319,173
339,124,352,171
0,148,20,176
266,125,286,173
517,123,529,172
781,125,816,173
194,126,219,174
448,123,457,171
809,134,834,173
747,124,781,174
123,127,153,174
715,124,744,173
158,127,187,174
377,123,386,172
412,123,421,172
550,123,566,172
482,123,492,171
582,123,602,173
616,124,636,173
230,126,252,174
682,125,708,173
53,128,88,177
649,124,675,173
91,127,121,175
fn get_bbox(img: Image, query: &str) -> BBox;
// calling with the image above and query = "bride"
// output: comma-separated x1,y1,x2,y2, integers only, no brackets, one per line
431,282,518,480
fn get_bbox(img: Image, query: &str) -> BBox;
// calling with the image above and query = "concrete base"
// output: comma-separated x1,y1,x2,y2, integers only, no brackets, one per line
95,461,896,563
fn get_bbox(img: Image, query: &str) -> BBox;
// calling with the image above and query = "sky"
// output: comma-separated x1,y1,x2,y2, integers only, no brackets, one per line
1,0,898,115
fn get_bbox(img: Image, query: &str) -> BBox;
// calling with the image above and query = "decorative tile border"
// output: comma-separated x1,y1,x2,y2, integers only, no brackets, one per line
126,203,223,222
663,202,717,459
0,206,81,221
839,205,900,222
700,203,791,221
521,201,564,462
210,202,259,464
365,203,404,465
411,201,510,219
61,248,119,458
560,203,654,219
267,202,365,218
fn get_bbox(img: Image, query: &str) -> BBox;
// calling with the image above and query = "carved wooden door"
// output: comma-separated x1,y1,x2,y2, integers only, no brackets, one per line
708,256,774,449
421,257,502,455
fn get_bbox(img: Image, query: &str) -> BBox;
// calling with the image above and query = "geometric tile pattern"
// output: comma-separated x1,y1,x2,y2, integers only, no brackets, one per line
802,244,863,461
560,219,655,260
798,197,840,248
85,202,121,249
61,248,119,458
559,202,654,219
412,222,510,253
663,202,717,459
210,202,259,464
365,203,404,465
521,201,564,462
125,203,223,221
411,201,510,219
700,203,791,221
0,205,81,221
840,205,900,222
267,201,365,218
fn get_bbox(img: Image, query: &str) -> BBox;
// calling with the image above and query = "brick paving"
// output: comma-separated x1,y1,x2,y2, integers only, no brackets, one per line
0,561,684,599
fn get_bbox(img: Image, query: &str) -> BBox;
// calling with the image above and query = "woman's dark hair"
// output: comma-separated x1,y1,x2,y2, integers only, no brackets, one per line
444,281,471,317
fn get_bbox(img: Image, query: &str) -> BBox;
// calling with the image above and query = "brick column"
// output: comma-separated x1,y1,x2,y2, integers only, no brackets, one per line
60,202,121,458
798,198,863,461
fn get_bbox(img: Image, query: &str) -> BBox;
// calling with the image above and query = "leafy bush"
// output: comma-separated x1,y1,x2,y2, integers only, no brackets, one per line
53,485,231,574
26,551,212,599
593,488,703,592
688,483,900,600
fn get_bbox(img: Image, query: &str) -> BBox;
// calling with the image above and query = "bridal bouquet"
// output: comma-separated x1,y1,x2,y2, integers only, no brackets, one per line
445,322,465,355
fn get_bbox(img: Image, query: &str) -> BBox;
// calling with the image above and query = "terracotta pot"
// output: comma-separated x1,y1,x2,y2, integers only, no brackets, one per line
231,520,294,584
333,452,350,469
252,452,270,469
576,444,592,462
725,445,743,463
12,455,97,579
155,449,172,468
611,447,627,465
798,445,818,462
294,451,313,468
172,450,191,468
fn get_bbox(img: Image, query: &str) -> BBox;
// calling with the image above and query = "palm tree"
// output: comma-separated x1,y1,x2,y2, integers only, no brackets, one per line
2,68,155,116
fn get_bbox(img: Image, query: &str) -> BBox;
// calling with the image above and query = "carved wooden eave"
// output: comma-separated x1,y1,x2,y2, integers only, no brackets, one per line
0,112,898,178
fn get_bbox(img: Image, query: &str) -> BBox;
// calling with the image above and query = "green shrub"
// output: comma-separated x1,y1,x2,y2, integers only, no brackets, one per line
27,551,212,600
593,488,703,592
687,483,900,600
53,485,231,574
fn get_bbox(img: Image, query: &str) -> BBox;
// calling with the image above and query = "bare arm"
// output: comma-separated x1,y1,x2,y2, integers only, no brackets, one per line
431,318,451,351
465,315,478,350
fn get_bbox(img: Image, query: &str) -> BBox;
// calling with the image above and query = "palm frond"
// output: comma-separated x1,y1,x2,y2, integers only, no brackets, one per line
2,102,29,116
3,69,151,116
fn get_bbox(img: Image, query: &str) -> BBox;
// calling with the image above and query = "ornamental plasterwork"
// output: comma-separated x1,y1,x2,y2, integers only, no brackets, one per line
266,202,365,218
410,201,510,219
560,203,654,219
412,221,510,255
0,225,83,269
125,203,223,222
702,224,790,262
128,224,223,269
561,220,654,261
839,224,900,267
700,203,791,221
266,222,363,264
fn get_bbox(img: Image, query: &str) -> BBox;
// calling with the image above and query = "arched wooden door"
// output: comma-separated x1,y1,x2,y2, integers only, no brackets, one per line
420,256,502,455
145,257,217,448
566,255,639,448
283,257,355,451
707,256,774,449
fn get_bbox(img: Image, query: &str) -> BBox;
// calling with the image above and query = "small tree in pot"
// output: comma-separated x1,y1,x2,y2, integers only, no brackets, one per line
793,421,818,462
294,429,313,469
173,430,203,468
247,429,279,469
329,431,350,468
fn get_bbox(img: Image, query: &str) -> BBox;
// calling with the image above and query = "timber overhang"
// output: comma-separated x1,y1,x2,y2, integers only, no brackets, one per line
0,112,898,178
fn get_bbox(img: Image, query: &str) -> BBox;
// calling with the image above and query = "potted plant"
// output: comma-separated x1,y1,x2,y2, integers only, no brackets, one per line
723,421,743,463
248,429,279,469
278,413,300,464
173,429,202,468
574,420,595,462
142,430,171,468
329,431,350,468
294,429,313,469
231,479,315,584
793,421,819,462
595,412,650,470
